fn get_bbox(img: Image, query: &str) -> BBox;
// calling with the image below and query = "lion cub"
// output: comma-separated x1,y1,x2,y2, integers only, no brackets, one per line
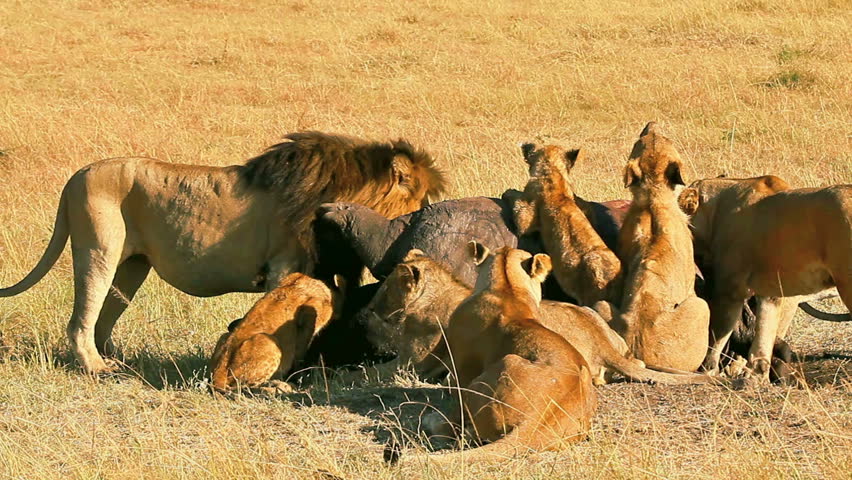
414,243,596,460
209,273,345,392
615,122,710,372
512,143,623,305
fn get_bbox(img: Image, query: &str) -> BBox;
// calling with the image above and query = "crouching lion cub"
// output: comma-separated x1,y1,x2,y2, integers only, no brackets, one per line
393,243,596,462
209,273,345,392
363,250,716,385
511,142,623,306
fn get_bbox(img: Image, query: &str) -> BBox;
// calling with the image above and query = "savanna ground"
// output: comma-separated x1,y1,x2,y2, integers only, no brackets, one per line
0,0,850,478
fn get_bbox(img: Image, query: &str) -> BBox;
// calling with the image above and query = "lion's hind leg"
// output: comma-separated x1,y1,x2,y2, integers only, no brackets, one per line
645,296,710,372
228,333,288,387
421,354,529,446
458,354,551,445
66,202,130,374
94,256,151,357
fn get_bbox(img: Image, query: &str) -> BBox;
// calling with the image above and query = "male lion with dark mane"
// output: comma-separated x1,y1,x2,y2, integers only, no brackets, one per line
0,131,445,374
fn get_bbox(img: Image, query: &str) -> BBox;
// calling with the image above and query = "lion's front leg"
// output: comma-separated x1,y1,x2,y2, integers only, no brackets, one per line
703,292,746,375
747,296,784,381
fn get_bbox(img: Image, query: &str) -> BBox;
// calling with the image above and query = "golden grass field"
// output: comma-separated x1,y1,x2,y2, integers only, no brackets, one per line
1,0,850,478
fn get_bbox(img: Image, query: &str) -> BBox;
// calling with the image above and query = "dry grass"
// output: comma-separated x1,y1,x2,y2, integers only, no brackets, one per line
0,0,850,478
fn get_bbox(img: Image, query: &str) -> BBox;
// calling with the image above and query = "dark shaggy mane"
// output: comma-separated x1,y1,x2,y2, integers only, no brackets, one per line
240,131,445,260
241,131,442,197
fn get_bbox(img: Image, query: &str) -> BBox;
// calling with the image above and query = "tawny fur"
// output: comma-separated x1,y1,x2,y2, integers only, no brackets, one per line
679,175,851,379
511,143,623,305
395,245,596,463
363,251,716,386
209,273,344,391
614,123,710,372
0,131,444,374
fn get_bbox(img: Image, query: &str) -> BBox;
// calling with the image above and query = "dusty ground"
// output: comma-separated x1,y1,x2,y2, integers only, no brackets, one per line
0,0,850,478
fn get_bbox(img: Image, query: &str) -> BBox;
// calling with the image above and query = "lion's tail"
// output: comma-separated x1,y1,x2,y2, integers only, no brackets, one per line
602,342,723,385
0,187,69,297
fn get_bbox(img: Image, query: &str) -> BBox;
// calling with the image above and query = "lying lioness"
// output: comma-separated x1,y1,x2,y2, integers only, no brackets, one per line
397,243,596,461
364,250,715,387
678,175,851,379
209,273,344,391
511,143,623,306
614,122,710,372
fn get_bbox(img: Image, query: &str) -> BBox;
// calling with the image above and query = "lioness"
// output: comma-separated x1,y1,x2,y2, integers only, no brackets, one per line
0,132,445,374
363,250,715,386
511,142,623,305
615,123,710,372
209,273,345,392
678,175,851,379
401,243,596,461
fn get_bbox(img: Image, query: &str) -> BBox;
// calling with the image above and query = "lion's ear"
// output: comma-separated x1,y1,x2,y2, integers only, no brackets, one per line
678,187,700,216
640,121,658,137
522,253,552,282
403,248,425,262
519,142,537,165
467,240,490,266
623,161,641,188
396,263,420,291
391,155,413,184
564,148,587,171
665,161,685,187
227,317,243,333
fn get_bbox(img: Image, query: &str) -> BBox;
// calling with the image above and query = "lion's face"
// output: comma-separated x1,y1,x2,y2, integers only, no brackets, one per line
369,148,446,219
360,253,446,364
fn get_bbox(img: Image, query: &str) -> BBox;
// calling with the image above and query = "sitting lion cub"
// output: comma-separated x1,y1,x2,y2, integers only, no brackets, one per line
614,122,710,372
402,243,597,461
209,273,345,392
511,142,623,305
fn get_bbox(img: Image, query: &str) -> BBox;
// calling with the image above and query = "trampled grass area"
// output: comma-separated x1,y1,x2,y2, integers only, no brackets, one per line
0,0,850,478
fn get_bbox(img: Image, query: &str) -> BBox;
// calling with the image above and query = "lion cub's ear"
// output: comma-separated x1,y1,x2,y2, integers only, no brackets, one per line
640,121,658,137
396,263,421,292
522,253,552,282
677,187,700,216
403,248,425,262
623,160,642,188
467,241,491,266
519,142,538,165
564,148,587,171
665,161,685,187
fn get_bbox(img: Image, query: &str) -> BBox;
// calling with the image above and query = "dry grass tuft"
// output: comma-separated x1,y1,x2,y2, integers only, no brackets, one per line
0,0,850,478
